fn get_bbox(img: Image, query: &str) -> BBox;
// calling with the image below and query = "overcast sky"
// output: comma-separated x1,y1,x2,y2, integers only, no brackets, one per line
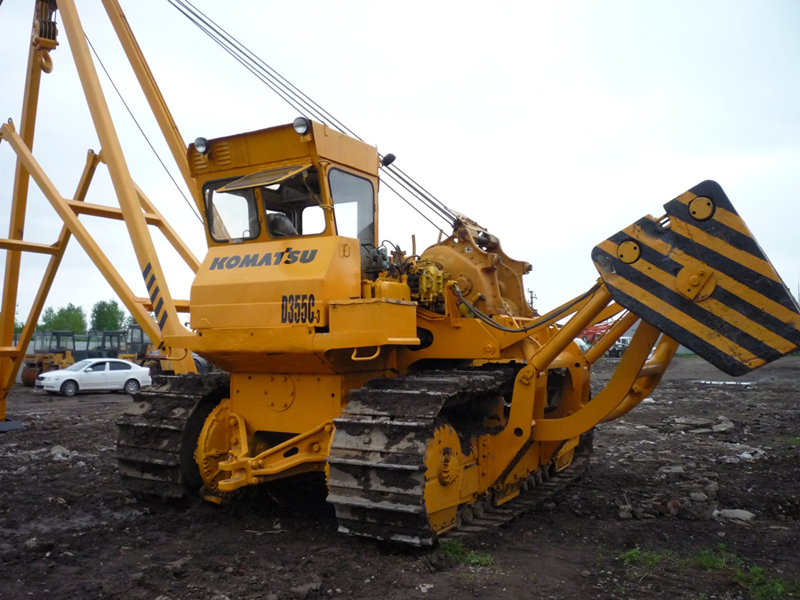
1,0,799,327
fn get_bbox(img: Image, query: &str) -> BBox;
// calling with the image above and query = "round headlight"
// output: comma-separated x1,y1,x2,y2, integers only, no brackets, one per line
292,116,311,135
194,137,208,154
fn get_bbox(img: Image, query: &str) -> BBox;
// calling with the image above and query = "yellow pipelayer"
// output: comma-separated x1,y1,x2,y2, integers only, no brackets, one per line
2,0,798,544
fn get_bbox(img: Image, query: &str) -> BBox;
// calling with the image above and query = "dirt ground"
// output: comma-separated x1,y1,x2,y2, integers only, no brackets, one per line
1,356,798,600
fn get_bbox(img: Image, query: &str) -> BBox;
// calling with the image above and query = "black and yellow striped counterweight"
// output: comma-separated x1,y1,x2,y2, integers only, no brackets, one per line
592,180,800,376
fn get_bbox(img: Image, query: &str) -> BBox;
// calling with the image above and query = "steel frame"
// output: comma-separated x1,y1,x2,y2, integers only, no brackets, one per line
0,0,204,421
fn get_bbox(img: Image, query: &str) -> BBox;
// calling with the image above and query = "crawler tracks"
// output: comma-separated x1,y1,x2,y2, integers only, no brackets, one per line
115,373,229,499
116,369,589,546
327,369,591,546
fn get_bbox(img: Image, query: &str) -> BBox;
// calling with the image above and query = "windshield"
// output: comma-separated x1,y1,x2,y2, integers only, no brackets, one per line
55,334,75,351
205,186,260,243
65,359,93,372
204,165,328,242
34,331,52,353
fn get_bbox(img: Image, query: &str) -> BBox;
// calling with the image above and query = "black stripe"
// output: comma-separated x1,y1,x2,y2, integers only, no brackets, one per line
669,202,764,260
664,228,799,314
629,229,800,347
142,262,152,280
610,216,800,317
154,298,164,317
592,248,785,363
608,219,685,276
709,286,800,348
147,274,156,291
150,285,160,303
617,233,800,346
607,284,750,376
158,310,168,330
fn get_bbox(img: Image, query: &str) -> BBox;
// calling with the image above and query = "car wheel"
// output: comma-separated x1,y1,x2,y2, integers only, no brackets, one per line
61,380,78,397
124,379,140,395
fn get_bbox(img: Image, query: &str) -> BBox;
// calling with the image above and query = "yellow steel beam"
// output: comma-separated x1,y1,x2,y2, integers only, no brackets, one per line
584,311,638,364
532,286,612,372
57,0,195,373
0,4,53,416
533,321,661,441
65,199,162,225
83,154,199,272
101,0,204,216
0,239,59,255
0,122,167,354
1,150,103,401
134,184,200,273
134,297,191,313
602,336,680,422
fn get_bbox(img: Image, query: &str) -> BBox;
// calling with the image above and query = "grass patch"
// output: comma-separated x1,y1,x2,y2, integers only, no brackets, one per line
621,547,668,568
736,567,800,600
439,539,493,567
787,437,800,446
617,545,799,600
690,544,743,571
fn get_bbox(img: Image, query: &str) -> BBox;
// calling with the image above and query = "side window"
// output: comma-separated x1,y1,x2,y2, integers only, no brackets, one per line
300,205,326,235
89,362,107,372
329,169,375,249
109,362,132,371
205,184,260,243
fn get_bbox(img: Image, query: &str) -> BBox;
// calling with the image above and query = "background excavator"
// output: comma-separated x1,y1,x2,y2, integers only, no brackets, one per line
1,0,799,546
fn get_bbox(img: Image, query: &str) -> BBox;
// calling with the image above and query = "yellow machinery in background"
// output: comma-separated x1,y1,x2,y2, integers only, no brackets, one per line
19,330,77,386
1,1,798,544
19,329,124,385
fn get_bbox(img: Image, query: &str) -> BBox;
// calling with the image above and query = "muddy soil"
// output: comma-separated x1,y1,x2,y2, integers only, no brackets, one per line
1,356,798,600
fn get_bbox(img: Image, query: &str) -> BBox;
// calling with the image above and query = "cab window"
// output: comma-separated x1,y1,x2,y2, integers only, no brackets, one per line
329,169,375,249
204,166,328,242
259,167,326,239
204,184,260,243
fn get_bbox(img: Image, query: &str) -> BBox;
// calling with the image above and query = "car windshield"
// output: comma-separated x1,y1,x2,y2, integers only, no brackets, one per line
65,359,93,372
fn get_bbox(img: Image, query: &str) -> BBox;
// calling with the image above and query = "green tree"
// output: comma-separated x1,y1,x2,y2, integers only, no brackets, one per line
90,299,126,331
40,303,87,333
124,314,138,329
14,319,24,334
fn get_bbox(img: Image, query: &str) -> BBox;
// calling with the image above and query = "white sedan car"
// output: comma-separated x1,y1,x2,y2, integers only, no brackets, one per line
34,358,152,397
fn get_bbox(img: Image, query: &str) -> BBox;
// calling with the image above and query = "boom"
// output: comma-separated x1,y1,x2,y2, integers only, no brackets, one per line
0,0,202,426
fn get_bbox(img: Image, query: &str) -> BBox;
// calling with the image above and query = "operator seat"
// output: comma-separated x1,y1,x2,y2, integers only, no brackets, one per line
267,212,298,237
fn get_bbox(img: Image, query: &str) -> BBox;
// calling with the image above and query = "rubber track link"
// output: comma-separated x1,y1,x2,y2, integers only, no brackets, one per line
115,373,230,500
327,369,591,546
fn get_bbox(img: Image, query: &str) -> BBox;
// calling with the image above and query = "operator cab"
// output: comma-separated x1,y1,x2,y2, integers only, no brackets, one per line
203,163,375,256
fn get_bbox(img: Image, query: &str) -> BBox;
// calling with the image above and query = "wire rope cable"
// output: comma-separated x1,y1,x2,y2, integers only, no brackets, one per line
85,34,203,223
165,0,459,232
